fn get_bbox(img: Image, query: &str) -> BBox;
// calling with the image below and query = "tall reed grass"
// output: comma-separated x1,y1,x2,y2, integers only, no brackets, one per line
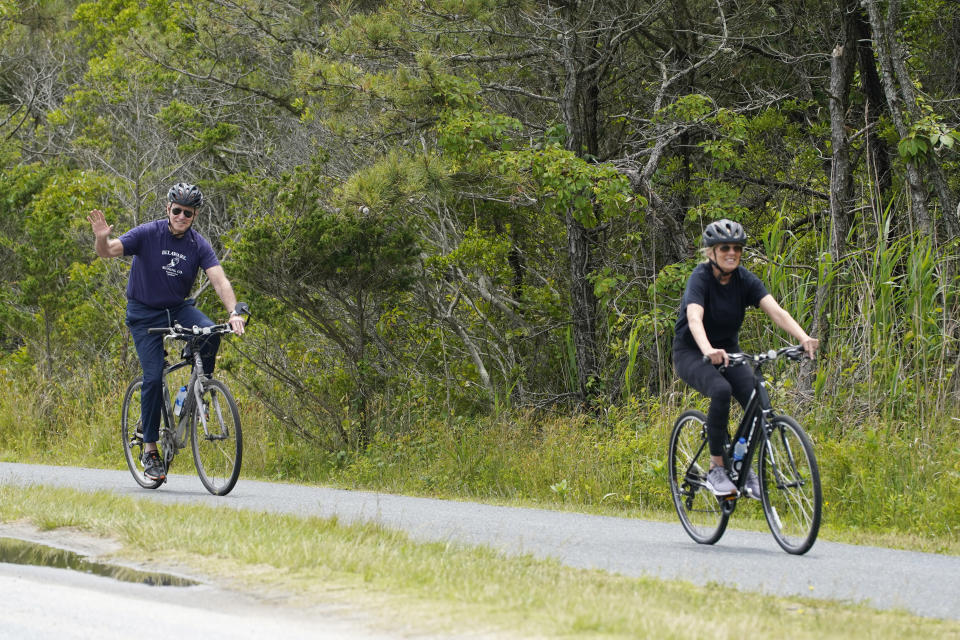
757,214,958,435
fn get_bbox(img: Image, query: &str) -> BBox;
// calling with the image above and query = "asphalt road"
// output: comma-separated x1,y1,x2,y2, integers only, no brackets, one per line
1,462,958,622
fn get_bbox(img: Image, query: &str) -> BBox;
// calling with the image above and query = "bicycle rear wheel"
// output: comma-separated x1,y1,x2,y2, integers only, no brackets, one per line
669,410,730,545
120,377,163,490
190,379,242,496
758,415,822,555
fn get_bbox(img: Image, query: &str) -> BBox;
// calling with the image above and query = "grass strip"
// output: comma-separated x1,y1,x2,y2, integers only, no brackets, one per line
0,484,957,639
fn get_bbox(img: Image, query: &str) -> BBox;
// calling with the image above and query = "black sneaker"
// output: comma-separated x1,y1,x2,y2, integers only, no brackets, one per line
141,450,165,481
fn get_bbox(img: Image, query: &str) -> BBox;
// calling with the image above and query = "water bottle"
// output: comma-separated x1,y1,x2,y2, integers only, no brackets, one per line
173,386,187,416
732,436,747,475
733,437,747,462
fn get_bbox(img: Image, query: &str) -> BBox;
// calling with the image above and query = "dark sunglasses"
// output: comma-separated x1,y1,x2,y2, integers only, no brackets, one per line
717,244,743,253
171,206,195,219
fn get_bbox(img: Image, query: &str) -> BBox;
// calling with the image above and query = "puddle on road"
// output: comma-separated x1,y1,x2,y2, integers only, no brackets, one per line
0,537,199,587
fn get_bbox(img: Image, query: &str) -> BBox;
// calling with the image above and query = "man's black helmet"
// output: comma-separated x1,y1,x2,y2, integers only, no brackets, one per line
167,182,204,209
702,219,747,247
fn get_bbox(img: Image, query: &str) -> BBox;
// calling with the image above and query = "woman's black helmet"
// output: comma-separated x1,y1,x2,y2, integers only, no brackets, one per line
702,219,747,247
167,182,204,209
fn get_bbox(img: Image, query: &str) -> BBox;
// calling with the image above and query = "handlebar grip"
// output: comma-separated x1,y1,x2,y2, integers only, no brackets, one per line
701,355,711,364
147,327,169,334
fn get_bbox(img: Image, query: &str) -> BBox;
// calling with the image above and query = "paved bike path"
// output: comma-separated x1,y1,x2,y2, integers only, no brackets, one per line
1,462,957,621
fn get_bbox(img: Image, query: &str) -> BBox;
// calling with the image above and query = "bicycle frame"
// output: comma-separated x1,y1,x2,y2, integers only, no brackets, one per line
678,361,770,501
718,348,807,508
727,363,770,486
157,340,213,466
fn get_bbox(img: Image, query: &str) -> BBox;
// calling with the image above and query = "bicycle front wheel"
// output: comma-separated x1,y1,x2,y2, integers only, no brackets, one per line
120,377,163,490
758,415,822,555
190,379,242,496
669,410,730,545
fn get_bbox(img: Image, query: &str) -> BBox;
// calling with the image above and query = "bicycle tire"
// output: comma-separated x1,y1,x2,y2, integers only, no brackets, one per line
120,377,163,490
758,415,822,555
669,409,730,545
190,378,242,496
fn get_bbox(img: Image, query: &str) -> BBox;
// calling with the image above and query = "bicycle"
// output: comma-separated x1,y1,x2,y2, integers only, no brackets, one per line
668,344,822,555
121,309,248,496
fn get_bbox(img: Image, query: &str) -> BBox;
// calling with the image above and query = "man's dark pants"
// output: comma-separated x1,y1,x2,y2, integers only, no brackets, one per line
126,299,219,444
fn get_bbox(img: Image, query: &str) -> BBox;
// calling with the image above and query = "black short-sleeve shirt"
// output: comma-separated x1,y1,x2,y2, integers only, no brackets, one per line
673,262,768,352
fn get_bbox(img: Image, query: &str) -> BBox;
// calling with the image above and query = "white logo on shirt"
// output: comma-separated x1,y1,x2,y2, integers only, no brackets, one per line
161,249,186,277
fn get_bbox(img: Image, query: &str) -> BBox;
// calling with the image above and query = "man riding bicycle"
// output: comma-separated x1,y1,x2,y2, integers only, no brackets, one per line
87,183,246,481
673,219,818,497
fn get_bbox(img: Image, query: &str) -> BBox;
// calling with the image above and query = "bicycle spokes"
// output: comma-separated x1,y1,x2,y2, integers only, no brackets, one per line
759,417,822,555
669,411,729,545
198,392,230,441
121,377,163,490
191,379,242,496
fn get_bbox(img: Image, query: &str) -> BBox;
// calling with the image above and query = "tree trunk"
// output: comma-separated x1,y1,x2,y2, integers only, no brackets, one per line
828,30,857,259
862,0,932,233
566,211,601,401
559,15,603,404
813,10,858,375
883,9,958,237
854,8,893,198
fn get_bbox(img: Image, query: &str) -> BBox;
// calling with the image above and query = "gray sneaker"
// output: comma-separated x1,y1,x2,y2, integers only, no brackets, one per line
744,469,761,500
705,466,738,496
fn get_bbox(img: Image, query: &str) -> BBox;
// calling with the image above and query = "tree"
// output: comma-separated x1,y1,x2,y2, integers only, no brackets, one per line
863,0,958,238
234,154,420,448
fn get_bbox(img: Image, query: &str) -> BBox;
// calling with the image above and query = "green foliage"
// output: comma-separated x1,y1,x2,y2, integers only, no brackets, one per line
437,107,520,158
439,104,641,228
233,155,422,448
897,112,960,161
0,163,124,374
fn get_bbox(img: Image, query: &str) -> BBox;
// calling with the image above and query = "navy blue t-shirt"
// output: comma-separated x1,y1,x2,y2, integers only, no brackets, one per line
674,262,768,352
119,220,219,309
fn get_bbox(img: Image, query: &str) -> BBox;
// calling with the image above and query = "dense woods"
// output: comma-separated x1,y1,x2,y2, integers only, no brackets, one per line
2,0,959,460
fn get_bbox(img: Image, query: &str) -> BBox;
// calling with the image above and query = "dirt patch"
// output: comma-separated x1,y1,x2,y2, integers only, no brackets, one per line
0,521,122,558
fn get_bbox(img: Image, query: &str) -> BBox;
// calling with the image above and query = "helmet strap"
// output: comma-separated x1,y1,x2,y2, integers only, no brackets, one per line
167,221,187,239
708,257,736,278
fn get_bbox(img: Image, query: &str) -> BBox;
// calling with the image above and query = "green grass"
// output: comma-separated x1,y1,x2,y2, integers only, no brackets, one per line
1,484,958,639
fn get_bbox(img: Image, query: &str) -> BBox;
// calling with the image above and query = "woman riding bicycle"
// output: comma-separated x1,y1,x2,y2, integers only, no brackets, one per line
673,219,818,497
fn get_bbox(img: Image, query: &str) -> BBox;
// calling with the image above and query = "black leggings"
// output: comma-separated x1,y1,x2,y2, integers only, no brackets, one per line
673,347,756,457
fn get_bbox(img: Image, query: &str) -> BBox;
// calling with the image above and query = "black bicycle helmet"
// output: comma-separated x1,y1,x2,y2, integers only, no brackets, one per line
702,219,747,247
167,182,204,209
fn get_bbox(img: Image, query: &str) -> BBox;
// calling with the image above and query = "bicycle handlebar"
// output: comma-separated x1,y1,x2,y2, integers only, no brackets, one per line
146,302,251,338
147,323,237,338
701,344,808,368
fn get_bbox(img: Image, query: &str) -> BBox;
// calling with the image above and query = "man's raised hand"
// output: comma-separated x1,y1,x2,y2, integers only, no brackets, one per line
87,209,113,238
